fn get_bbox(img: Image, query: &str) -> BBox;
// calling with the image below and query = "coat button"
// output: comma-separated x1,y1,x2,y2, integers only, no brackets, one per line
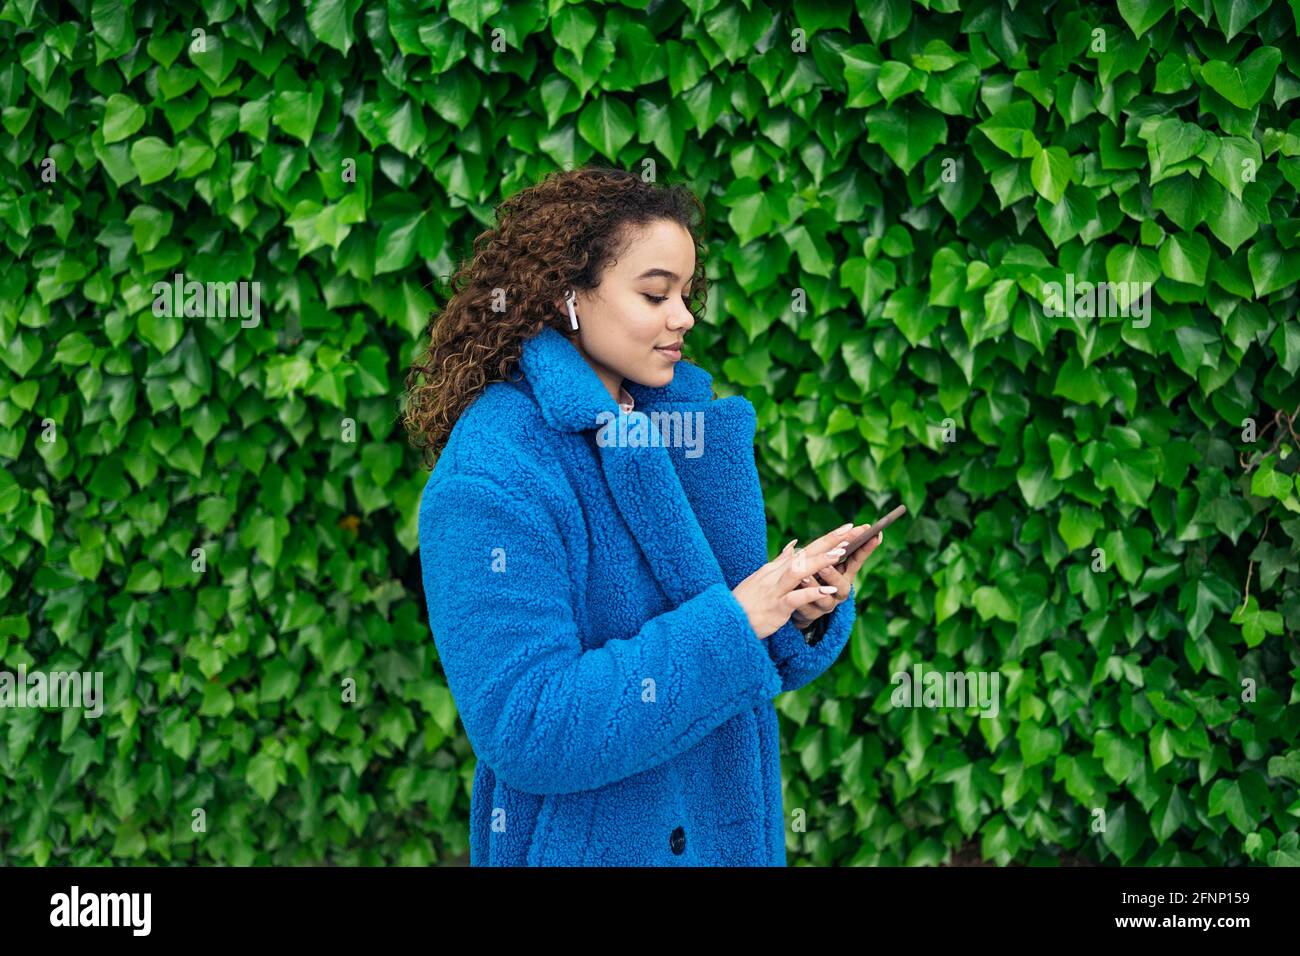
670,825,686,855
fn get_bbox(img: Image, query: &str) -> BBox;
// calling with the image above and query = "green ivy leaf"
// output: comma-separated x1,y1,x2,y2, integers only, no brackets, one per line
306,0,359,55
1118,0,1173,36
1207,773,1266,834
374,211,426,275
1247,237,1300,296
272,84,325,146
1159,231,1211,284
856,0,911,44
1203,180,1259,251
129,136,178,184
1101,802,1151,864
577,96,636,158
1036,184,1097,247
102,93,145,143
1210,0,1271,41
1230,595,1284,647
1199,47,1282,110
124,564,161,593
246,746,287,802
1030,145,1073,203
866,101,948,173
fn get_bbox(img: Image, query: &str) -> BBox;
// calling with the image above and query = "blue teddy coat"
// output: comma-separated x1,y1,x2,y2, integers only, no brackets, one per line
418,327,856,865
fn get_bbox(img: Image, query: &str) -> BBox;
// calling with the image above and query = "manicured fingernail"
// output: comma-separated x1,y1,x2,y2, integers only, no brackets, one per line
835,540,849,548
819,585,838,594
835,522,853,533
827,548,846,558
784,538,797,551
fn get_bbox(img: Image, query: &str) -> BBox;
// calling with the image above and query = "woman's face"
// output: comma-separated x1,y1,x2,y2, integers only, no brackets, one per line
563,218,697,399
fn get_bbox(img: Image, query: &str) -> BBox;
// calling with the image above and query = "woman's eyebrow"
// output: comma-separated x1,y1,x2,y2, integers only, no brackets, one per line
635,268,682,282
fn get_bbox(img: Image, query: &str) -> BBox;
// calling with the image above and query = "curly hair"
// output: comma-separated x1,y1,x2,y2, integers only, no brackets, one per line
402,165,709,468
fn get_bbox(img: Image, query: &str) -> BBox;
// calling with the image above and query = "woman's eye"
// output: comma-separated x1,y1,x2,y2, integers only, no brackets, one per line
643,294,692,304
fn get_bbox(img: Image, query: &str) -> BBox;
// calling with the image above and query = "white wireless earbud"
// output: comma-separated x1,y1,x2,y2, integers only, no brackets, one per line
565,290,579,330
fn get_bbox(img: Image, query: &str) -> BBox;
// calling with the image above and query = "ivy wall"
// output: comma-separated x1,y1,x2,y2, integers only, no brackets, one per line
2,0,1299,865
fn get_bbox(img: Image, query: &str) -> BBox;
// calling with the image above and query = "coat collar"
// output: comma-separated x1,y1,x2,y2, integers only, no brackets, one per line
515,326,764,609
518,326,714,432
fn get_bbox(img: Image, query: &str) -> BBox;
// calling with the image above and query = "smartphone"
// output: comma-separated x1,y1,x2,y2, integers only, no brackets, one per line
833,505,907,569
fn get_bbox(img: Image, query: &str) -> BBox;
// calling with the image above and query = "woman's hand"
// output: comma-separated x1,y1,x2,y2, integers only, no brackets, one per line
731,543,848,640
787,521,883,631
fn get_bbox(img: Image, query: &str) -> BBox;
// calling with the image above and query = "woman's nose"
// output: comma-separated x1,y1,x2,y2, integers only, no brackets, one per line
672,299,695,328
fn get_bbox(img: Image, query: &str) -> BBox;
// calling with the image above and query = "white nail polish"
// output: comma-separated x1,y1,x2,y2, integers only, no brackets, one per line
819,585,838,594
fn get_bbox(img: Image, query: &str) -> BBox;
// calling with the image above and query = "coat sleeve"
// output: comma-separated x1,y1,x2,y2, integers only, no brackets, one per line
418,472,786,796
762,584,856,694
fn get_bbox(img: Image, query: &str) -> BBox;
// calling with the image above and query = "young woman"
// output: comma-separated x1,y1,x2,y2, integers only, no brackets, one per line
404,166,882,866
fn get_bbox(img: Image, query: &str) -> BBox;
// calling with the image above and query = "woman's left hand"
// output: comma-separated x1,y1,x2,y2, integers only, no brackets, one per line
785,521,883,631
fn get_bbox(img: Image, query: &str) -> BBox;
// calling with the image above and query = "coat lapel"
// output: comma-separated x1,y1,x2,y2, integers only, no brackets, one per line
518,327,764,608
641,396,770,594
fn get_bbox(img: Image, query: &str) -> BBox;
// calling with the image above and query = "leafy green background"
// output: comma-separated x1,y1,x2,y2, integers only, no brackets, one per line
3,0,1300,866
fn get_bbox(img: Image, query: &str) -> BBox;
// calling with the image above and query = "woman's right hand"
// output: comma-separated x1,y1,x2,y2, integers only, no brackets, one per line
731,539,847,640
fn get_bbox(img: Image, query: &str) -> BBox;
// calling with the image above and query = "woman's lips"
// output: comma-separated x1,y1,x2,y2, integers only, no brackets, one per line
654,345,682,360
